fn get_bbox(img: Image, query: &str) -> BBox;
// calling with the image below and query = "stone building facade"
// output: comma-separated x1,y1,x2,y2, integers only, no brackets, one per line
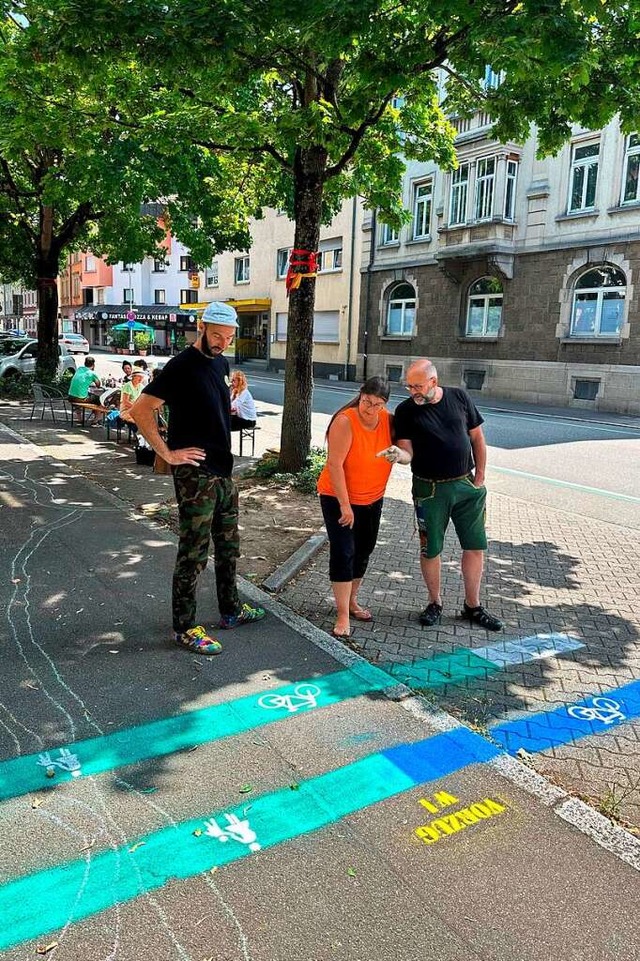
359,114,640,414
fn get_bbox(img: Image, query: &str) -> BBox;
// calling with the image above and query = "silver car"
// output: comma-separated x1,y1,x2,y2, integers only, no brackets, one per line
0,338,77,379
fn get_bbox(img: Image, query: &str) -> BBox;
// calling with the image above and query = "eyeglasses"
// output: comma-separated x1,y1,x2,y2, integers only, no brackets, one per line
360,397,387,410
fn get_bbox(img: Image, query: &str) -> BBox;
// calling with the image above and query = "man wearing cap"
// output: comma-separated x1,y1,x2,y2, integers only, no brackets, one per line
129,301,265,655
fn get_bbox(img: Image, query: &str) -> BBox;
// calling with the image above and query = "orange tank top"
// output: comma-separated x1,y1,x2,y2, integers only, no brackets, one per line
317,407,393,505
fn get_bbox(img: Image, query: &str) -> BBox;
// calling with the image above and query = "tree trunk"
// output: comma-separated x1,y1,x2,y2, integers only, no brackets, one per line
36,200,61,383
35,254,60,383
278,147,326,473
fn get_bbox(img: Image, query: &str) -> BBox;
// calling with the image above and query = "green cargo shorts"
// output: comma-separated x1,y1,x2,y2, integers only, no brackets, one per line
413,474,487,559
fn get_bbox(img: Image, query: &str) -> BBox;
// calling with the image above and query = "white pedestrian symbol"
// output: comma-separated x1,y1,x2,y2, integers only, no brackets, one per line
204,813,261,852
37,748,82,776
567,696,626,726
258,683,321,714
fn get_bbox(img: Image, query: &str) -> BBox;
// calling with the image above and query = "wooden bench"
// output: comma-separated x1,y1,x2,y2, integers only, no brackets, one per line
70,401,110,426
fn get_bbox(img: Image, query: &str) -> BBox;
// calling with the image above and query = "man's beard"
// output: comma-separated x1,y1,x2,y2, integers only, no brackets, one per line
200,335,220,358
412,386,437,405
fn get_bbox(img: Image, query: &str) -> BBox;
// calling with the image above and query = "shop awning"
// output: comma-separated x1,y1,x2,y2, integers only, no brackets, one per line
75,305,198,323
224,298,271,313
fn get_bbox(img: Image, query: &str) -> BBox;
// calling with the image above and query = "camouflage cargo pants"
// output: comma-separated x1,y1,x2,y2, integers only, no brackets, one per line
172,466,240,632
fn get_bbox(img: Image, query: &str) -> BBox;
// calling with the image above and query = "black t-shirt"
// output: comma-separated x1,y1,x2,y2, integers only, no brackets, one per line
394,387,484,480
143,346,233,477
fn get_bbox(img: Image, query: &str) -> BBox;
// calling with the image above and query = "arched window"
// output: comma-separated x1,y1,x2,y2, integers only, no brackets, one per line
571,266,626,337
385,282,416,336
466,277,503,336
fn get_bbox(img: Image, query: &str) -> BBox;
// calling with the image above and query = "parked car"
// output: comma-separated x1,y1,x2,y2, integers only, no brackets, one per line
60,332,90,353
0,339,77,379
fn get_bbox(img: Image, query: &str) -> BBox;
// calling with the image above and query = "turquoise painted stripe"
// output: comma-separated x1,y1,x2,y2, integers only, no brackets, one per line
385,634,583,689
0,727,498,951
387,649,499,688
0,663,393,804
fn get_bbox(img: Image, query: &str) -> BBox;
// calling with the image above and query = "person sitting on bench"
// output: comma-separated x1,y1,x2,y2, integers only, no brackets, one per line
119,368,146,428
229,370,256,432
68,356,101,424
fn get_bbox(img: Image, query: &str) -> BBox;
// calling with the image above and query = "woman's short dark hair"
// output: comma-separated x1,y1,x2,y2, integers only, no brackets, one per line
360,375,390,403
326,375,391,436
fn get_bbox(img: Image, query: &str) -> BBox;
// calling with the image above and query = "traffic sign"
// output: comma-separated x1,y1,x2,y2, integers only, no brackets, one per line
127,319,136,329
126,310,136,322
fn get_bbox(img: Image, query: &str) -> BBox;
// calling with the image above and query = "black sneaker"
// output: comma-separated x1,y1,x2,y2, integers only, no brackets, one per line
462,603,503,632
418,602,443,627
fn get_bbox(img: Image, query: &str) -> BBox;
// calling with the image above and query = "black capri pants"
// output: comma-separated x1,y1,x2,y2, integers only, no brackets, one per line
320,495,384,583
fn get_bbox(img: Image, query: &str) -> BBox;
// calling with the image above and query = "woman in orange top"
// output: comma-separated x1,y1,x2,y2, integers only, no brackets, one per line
316,376,393,638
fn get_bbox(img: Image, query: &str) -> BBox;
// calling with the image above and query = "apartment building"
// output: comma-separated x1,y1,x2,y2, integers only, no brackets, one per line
208,200,362,379
360,114,640,414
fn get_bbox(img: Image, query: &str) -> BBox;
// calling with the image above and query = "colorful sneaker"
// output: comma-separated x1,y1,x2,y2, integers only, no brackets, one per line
174,625,223,655
218,603,266,630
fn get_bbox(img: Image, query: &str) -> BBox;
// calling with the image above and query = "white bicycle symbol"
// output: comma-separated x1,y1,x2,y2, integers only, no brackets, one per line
258,684,322,713
567,696,626,726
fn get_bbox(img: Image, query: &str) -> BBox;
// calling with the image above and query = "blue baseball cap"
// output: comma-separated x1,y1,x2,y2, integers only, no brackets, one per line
201,301,239,328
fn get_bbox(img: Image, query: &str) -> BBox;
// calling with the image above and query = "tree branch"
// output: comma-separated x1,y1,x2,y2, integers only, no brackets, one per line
324,93,394,180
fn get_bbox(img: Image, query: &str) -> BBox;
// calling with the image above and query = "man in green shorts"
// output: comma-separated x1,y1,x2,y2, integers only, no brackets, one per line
389,358,502,631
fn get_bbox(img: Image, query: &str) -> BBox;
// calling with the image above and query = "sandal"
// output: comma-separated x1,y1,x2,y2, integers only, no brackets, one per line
331,627,352,639
349,607,373,622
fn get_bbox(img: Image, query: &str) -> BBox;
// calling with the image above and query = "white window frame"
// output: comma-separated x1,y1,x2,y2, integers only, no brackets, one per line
153,258,167,273
317,242,343,273
474,157,495,221
385,284,416,337
276,247,292,279
570,268,626,338
154,289,166,305
180,289,198,304
234,256,250,284
123,288,134,304
205,262,219,287
380,222,399,245
180,255,195,272
621,133,640,205
412,180,433,239
85,255,96,272
95,288,105,305
504,160,518,220
568,141,599,212
466,279,503,337
449,163,469,226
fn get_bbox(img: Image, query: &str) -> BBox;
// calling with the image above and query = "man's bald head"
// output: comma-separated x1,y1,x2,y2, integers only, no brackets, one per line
405,359,440,405
407,359,438,383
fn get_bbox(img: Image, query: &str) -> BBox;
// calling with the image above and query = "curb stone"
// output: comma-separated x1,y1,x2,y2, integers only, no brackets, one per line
261,529,327,592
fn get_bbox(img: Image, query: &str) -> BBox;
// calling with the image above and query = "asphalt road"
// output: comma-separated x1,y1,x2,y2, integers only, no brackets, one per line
91,352,640,528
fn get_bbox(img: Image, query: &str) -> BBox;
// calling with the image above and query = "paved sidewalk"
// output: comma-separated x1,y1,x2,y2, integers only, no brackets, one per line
282,463,640,829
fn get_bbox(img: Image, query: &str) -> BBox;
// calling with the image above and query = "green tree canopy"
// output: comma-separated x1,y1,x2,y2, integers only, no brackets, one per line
0,5,260,377
9,0,640,451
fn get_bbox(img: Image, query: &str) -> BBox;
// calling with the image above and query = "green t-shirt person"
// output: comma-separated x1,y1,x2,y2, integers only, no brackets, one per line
68,364,100,400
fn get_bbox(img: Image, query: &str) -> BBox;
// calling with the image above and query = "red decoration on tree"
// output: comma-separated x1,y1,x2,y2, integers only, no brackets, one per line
285,249,318,295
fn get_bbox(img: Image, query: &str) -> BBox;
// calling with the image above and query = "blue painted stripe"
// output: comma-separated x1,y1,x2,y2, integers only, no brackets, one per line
490,679,640,755
0,663,393,803
0,728,498,951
